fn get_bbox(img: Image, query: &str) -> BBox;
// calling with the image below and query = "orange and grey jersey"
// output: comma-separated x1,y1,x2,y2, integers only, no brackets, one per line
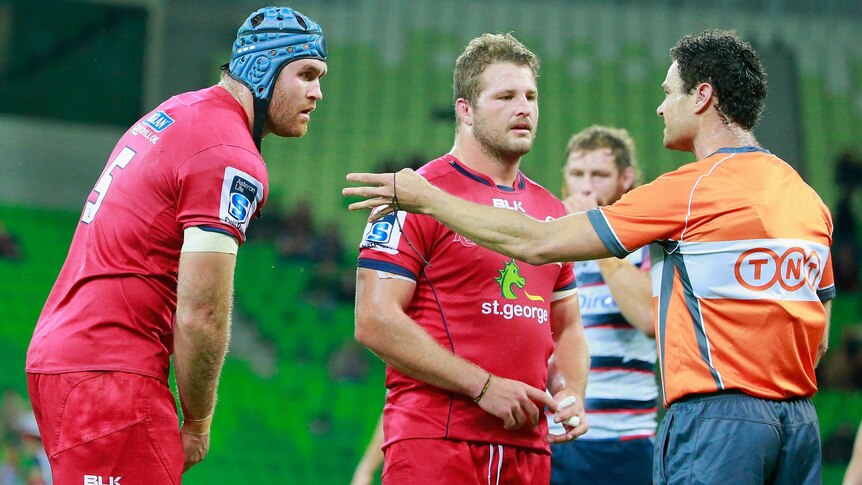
586,147,834,405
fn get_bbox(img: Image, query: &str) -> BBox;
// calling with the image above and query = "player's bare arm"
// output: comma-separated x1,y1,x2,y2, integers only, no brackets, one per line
596,258,654,337
563,191,654,337
546,294,590,444
351,410,384,485
816,299,832,367
344,169,611,265
173,250,236,472
845,421,862,485
355,268,559,429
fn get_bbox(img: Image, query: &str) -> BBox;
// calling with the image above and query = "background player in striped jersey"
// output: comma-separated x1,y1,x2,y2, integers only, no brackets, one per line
345,29,835,485
352,33,589,484
548,126,656,485
25,7,326,483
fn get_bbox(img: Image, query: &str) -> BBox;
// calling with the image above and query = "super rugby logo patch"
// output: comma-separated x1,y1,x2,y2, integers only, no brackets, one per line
360,210,406,255
219,167,264,236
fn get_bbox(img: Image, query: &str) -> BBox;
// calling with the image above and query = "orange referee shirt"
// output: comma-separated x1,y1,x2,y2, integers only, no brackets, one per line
587,147,835,405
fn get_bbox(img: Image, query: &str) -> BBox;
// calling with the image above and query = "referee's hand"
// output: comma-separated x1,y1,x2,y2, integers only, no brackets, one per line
476,376,560,430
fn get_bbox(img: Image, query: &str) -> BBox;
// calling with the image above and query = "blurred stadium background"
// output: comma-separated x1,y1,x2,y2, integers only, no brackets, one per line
1,0,861,483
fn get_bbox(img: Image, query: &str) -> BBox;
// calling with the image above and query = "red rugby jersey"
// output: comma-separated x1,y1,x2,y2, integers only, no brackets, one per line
358,154,577,452
27,86,268,383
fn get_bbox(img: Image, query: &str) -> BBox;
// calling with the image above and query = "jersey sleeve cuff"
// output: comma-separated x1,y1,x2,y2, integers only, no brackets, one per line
552,286,578,302
817,285,836,302
587,208,631,259
357,258,418,282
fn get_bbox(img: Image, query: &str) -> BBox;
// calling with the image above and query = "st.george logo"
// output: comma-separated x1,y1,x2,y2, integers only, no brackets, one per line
494,259,544,302
483,259,549,324
496,259,526,300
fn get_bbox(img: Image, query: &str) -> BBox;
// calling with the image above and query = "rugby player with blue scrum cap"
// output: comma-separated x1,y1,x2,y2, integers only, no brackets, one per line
25,6,326,483
227,5,327,150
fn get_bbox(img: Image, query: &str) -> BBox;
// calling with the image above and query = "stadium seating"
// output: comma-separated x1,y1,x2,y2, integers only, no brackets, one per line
2,20,862,483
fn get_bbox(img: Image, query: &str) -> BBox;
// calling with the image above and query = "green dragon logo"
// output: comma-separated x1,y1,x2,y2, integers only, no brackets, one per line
495,259,526,300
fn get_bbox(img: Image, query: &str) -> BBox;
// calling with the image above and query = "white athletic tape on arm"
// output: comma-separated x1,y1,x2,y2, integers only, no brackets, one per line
181,226,239,254
376,270,415,283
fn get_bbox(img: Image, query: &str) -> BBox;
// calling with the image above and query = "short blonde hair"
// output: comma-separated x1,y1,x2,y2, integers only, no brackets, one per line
453,33,539,108
565,125,641,186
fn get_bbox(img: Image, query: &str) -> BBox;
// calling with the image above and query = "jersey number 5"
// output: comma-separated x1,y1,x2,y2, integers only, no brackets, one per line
81,147,137,223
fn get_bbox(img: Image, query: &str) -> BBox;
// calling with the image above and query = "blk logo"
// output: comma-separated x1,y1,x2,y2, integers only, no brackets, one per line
84,476,121,485
492,199,525,212
734,247,821,292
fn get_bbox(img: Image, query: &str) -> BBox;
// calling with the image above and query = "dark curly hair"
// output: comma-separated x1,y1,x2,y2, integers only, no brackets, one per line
670,30,767,130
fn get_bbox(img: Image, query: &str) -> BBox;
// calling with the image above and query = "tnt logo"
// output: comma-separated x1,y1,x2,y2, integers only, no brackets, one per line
734,247,821,292
492,199,525,213
84,475,121,485
144,110,174,132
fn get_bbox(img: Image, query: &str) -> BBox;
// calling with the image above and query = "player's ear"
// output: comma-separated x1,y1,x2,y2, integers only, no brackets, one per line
621,166,635,192
455,98,473,126
694,82,714,114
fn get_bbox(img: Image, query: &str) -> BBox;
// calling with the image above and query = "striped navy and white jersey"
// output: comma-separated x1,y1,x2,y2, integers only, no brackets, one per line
548,246,658,440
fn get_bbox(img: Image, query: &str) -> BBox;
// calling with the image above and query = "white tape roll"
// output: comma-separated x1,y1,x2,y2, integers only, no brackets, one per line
558,396,580,427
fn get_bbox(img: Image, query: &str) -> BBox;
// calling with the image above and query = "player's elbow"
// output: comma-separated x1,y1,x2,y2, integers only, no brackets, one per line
175,303,228,332
641,324,656,339
519,243,562,266
353,316,373,348
518,228,576,266
520,251,552,266
637,311,656,338
354,307,386,351
816,342,828,367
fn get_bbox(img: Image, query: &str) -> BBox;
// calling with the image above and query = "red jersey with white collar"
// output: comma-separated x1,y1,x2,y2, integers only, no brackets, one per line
27,86,268,383
358,154,577,452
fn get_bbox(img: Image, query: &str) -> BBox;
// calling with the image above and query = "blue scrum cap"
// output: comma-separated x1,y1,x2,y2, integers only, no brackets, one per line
228,6,326,150
229,6,327,101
